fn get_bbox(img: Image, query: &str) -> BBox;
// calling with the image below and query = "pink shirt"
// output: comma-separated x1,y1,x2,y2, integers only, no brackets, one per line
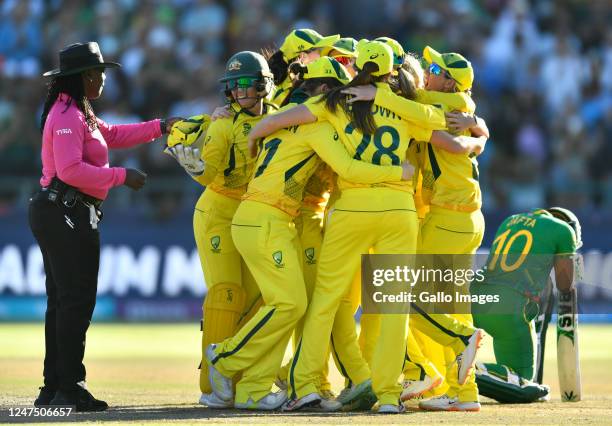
40,93,162,200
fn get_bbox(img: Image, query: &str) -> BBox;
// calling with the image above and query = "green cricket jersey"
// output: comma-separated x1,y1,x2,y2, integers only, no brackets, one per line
481,211,577,295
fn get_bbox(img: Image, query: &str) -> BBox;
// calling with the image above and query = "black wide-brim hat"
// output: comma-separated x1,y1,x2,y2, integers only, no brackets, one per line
43,41,121,77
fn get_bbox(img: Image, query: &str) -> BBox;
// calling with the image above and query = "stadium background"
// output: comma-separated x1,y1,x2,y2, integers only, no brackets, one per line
0,0,611,321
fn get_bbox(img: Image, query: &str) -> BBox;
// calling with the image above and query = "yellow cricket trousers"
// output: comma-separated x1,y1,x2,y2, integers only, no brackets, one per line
210,200,307,403
405,206,484,402
194,189,261,393
290,188,418,406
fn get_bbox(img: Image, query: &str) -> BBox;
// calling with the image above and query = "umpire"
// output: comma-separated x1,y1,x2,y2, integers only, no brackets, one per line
30,42,180,411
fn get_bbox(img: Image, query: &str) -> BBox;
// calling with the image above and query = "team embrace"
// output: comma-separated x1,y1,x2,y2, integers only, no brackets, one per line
166,29,582,413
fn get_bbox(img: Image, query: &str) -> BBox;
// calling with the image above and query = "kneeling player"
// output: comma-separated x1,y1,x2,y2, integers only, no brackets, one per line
471,207,582,403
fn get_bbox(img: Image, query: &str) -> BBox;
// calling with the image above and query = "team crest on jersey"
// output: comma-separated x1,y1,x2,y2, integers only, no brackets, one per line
272,251,284,268
228,60,242,71
211,236,221,253
305,247,316,264
226,288,233,302
242,122,252,136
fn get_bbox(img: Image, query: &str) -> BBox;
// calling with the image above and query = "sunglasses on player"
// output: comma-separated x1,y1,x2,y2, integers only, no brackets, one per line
227,77,259,90
428,62,454,80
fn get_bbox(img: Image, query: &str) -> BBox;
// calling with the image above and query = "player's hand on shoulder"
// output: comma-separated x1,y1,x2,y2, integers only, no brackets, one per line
211,105,233,121
342,85,377,103
445,111,477,133
124,168,147,190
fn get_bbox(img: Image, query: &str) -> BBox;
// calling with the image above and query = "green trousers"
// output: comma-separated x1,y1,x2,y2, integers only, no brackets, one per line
471,284,537,380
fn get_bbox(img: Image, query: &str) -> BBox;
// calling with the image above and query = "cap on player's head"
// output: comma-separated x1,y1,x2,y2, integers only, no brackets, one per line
423,45,474,92
280,29,340,62
355,40,394,77
304,57,352,85
547,207,583,249
320,37,358,58
374,37,405,69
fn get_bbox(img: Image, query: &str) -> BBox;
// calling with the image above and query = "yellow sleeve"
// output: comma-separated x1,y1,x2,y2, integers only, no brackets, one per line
409,123,434,143
374,89,447,130
309,127,403,183
303,95,330,122
192,119,231,186
416,89,476,113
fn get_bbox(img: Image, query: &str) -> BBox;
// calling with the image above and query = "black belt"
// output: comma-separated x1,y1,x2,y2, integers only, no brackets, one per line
44,177,103,209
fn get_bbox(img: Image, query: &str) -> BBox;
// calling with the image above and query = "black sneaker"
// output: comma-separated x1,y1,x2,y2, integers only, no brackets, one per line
34,386,56,407
50,387,108,412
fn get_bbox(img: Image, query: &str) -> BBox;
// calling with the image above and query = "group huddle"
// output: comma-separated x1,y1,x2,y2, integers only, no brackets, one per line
165,28,581,413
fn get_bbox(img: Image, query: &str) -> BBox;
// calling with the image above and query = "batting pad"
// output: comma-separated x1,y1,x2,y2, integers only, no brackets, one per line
475,362,549,403
200,282,246,393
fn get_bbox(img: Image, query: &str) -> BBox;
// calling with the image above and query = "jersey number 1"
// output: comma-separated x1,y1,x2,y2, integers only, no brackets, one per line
254,138,282,178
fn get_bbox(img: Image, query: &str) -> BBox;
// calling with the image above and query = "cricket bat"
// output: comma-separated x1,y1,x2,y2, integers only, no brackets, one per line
557,287,582,402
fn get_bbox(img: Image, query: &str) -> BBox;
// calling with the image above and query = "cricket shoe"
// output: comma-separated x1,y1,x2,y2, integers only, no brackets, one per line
199,392,232,408
378,402,406,414
234,390,287,410
419,394,481,412
49,383,107,412
34,386,56,407
400,374,443,401
336,379,373,405
281,392,321,411
206,344,233,402
318,391,342,412
339,385,377,411
457,329,484,385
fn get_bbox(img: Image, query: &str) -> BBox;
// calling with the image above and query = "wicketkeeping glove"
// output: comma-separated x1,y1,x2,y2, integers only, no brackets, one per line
170,144,205,175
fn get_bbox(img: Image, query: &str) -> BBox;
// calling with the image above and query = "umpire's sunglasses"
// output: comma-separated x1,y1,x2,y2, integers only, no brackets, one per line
227,77,258,89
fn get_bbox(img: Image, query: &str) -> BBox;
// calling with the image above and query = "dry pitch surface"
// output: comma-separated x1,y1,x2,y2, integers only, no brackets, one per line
1,323,611,425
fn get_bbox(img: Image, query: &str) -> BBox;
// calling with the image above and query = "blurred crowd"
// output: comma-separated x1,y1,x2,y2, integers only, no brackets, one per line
0,0,610,218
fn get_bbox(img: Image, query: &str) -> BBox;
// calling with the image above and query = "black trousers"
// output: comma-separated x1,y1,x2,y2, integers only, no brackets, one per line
28,191,100,392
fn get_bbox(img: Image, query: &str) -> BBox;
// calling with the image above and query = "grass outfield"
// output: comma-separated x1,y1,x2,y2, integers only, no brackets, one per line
1,323,611,424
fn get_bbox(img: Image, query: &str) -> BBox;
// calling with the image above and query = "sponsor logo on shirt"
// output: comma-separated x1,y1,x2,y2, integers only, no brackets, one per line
56,128,73,135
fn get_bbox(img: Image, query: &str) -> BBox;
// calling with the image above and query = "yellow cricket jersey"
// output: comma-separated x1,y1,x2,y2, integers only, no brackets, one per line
243,102,403,217
270,77,293,108
416,90,482,212
373,88,482,212
304,83,437,204
302,163,335,213
192,102,277,200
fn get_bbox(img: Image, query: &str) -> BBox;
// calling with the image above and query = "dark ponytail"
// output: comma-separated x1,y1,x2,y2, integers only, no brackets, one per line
323,62,386,136
280,62,307,107
263,48,289,85
40,73,97,132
